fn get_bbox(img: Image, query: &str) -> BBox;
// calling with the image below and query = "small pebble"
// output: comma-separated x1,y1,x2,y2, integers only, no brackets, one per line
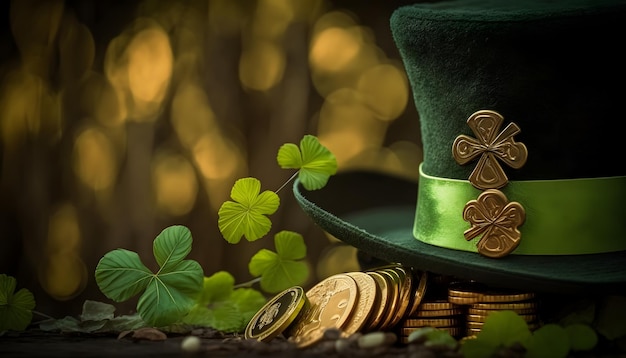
335,338,353,353
347,331,363,344
312,340,337,354
357,331,388,349
181,336,202,353
408,347,437,358
407,327,437,344
323,327,342,341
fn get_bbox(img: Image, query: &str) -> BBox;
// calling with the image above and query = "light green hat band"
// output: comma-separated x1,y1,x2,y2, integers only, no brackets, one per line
415,164,626,255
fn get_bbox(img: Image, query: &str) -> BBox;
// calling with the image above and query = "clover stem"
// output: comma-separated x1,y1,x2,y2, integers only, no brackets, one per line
234,277,262,289
275,170,300,194
32,310,55,320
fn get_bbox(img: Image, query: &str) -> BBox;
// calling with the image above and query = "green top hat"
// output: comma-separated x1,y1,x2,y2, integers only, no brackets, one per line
295,0,626,294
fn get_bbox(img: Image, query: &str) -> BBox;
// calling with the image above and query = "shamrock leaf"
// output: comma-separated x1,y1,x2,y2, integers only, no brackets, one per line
248,230,309,293
183,271,265,333
524,324,569,358
0,274,36,331
95,225,203,327
478,310,532,347
277,134,337,190
565,323,597,351
218,177,280,244
460,310,532,358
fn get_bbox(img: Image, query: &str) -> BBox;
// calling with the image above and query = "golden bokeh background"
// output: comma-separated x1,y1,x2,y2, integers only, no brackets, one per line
0,0,422,317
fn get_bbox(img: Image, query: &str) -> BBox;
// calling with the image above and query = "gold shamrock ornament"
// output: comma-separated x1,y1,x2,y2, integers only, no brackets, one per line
463,189,526,258
452,110,528,190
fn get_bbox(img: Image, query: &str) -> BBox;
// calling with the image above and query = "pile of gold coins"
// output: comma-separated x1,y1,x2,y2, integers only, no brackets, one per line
447,281,540,337
245,264,542,347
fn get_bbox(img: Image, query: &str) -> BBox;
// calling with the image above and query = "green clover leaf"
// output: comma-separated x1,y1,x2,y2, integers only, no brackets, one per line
183,271,265,333
524,324,570,358
248,230,309,293
218,177,280,244
95,225,203,327
0,274,36,331
277,134,337,190
478,310,532,347
460,310,532,358
565,323,598,351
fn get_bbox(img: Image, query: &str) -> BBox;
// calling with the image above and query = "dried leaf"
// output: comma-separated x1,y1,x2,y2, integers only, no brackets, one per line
132,327,167,341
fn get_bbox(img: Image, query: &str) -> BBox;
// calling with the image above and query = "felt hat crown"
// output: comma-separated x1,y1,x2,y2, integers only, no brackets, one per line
294,0,626,294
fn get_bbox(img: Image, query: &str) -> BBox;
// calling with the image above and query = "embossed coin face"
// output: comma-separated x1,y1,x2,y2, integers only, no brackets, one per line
287,274,358,348
342,272,377,335
245,286,308,341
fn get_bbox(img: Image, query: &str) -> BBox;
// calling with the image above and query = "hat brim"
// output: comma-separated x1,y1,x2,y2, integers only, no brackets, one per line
294,170,626,295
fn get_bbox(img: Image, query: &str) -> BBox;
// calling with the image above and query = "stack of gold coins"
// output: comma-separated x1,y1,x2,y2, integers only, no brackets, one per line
447,281,540,337
365,264,413,332
282,264,416,347
397,299,465,343
245,266,543,347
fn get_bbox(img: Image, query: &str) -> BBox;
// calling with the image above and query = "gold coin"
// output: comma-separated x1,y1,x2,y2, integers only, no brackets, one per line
375,269,401,330
418,300,457,311
402,317,460,328
466,313,538,324
479,291,536,303
467,320,540,331
411,308,464,318
447,281,487,298
245,286,308,341
364,271,391,331
468,307,536,316
466,314,490,323
466,320,484,329
382,266,412,329
448,295,481,305
342,272,377,336
471,301,538,310
368,263,404,271
287,274,358,348
407,270,428,316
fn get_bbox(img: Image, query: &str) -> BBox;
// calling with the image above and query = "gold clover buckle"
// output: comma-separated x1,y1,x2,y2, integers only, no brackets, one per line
452,110,528,190
453,110,528,258
463,189,525,258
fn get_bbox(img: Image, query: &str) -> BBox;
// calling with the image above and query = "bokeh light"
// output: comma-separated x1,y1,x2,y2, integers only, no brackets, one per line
152,151,199,217
239,40,285,91
126,24,173,120
0,0,420,316
0,70,62,148
40,203,87,301
73,127,118,191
